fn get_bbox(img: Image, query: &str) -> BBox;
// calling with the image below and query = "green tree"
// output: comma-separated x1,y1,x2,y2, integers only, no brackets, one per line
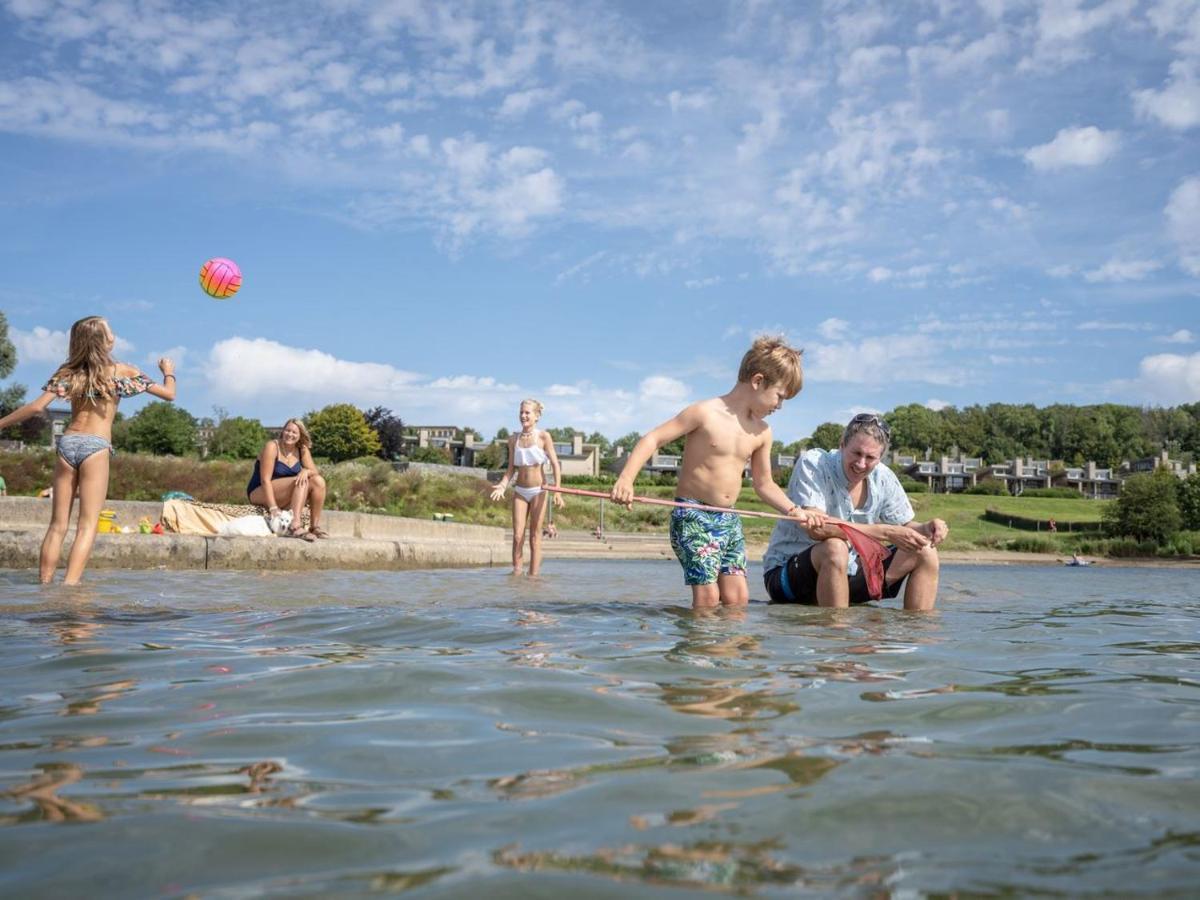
118,402,198,455
208,414,268,459
409,445,451,464
0,311,15,380
494,426,510,440
613,431,641,455
809,422,843,450
1104,470,1181,544
0,312,36,442
887,403,947,454
307,404,381,462
364,406,405,460
586,431,611,456
474,442,506,469
1178,473,1200,531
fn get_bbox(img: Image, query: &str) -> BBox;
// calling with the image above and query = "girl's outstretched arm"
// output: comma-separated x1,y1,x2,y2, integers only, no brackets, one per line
146,358,176,401
0,390,55,431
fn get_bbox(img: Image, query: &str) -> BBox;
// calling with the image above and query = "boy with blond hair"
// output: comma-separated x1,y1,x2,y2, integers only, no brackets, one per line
612,335,824,608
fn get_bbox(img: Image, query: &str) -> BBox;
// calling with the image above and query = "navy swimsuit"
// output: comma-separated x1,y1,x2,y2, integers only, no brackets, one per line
246,445,303,497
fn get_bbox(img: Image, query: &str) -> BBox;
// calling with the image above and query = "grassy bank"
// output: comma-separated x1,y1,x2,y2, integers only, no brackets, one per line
3,450,1193,557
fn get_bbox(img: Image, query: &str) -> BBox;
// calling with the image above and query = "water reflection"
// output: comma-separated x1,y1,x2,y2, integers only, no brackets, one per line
494,839,900,893
3,763,104,823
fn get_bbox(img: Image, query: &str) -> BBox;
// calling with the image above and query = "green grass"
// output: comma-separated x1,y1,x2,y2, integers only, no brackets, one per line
0,452,1126,554
906,493,1107,550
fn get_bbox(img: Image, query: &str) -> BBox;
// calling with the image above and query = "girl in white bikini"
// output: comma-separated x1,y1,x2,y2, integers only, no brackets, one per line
490,399,565,576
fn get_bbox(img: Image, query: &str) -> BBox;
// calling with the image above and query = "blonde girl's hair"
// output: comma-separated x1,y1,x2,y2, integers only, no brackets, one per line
50,316,116,403
737,334,804,398
520,398,544,419
281,418,313,451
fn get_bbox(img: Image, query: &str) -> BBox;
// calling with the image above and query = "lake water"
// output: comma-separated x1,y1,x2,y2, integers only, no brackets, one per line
1,561,1198,897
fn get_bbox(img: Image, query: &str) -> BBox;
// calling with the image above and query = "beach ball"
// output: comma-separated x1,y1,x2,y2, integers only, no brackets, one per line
199,257,242,299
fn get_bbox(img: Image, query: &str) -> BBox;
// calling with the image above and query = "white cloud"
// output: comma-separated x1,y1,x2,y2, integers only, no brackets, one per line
807,334,966,386
1133,60,1200,130
208,337,423,398
1165,175,1200,275
1078,320,1154,331
1161,329,1195,343
497,88,553,118
11,326,69,363
1025,126,1120,170
817,318,850,340
667,89,710,113
839,45,901,87
206,336,531,421
145,346,188,372
638,375,690,404
1020,0,1137,71
925,398,950,411
908,30,1009,77
1083,259,1163,282
11,325,135,365
684,276,721,289
1126,351,1200,404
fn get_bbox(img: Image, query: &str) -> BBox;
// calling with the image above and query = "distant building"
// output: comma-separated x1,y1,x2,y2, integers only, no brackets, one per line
1122,449,1197,479
903,453,984,494
981,457,1052,495
1055,461,1121,499
401,426,601,477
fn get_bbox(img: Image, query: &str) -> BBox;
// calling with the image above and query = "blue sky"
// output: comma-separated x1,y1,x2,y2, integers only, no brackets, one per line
1,0,1198,444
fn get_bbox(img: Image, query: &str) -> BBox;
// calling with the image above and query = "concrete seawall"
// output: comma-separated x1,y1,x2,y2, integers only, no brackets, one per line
0,498,510,572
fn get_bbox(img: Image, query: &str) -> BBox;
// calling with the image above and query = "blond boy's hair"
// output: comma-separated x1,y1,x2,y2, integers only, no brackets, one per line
737,334,803,398
520,398,544,418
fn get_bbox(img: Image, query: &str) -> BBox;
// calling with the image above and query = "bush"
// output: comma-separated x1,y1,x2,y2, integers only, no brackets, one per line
1020,487,1085,499
118,402,198,455
562,473,615,485
1105,538,1159,558
965,479,1009,495
1103,470,1181,543
207,415,268,459
899,478,927,494
773,466,793,488
1006,536,1059,553
408,445,452,464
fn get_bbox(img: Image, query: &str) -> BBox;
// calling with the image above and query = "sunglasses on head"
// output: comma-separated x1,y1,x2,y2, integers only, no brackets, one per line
849,413,891,440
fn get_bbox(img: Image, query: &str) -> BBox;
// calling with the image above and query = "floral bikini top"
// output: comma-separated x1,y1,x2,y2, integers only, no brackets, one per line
43,369,154,400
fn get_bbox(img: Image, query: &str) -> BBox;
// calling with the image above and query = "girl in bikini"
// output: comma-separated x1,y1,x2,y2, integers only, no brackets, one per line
0,316,177,584
246,419,328,541
490,399,565,576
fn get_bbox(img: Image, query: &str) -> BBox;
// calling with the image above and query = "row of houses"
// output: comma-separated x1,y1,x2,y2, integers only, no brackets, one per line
408,425,1197,499
891,449,1196,498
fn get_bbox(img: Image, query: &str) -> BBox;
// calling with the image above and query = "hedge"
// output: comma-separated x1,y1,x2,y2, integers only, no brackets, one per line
983,508,1104,533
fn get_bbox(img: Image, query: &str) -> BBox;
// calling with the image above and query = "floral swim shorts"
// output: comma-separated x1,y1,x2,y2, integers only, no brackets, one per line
669,497,747,586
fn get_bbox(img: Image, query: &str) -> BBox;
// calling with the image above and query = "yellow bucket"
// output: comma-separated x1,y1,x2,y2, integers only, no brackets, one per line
97,509,117,533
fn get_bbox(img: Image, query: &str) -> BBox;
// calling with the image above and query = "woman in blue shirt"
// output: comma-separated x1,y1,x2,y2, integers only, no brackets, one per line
762,414,948,610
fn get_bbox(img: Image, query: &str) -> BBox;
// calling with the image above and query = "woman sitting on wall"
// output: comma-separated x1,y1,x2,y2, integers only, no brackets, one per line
247,419,328,541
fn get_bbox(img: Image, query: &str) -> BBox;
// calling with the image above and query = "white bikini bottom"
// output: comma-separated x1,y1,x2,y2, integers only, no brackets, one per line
512,484,543,502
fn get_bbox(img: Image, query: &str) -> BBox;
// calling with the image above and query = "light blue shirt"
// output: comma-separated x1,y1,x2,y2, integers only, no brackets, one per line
762,448,915,575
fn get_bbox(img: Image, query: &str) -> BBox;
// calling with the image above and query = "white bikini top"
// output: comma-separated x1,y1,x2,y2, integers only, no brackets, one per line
512,433,548,467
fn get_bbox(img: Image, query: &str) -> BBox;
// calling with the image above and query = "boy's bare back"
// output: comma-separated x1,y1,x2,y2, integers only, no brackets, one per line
675,397,770,507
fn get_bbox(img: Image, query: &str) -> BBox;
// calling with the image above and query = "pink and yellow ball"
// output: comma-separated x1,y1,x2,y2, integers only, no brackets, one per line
199,257,242,299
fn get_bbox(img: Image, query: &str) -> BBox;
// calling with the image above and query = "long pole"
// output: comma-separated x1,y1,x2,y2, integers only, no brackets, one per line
544,485,808,522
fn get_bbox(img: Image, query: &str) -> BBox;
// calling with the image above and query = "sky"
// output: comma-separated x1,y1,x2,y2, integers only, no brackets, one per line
1,0,1198,445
